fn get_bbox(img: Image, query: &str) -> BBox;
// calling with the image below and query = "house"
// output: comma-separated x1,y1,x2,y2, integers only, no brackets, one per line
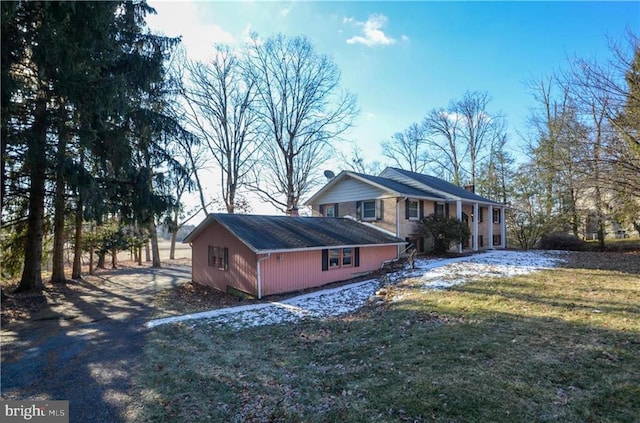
183,213,406,298
305,167,507,253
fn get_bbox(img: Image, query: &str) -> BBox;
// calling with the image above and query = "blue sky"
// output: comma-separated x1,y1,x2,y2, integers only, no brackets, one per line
146,1,639,213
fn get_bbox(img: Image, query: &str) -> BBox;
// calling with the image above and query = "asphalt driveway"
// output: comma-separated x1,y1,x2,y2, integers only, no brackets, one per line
1,265,191,422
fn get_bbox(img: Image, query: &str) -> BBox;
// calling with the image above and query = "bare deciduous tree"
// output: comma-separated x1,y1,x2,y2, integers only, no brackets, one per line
456,91,506,187
422,107,466,184
181,45,261,214
381,123,430,173
245,33,357,213
339,144,382,175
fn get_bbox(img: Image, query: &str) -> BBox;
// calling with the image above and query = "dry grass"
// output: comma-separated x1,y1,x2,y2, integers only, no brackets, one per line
129,251,640,422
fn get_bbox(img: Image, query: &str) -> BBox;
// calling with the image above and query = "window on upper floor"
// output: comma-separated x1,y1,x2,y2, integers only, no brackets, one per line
362,200,376,220
407,200,419,220
320,203,338,217
493,209,501,224
325,204,336,217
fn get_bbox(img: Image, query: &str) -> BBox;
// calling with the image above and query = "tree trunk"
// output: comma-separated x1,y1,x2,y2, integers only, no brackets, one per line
169,209,179,260
89,222,95,275
51,107,71,284
71,199,83,279
111,249,118,269
149,221,161,268
145,240,151,262
15,94,47,293
97,252,106,269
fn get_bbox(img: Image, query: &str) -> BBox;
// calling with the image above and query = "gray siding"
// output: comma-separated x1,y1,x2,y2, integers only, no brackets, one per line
315,176,391,204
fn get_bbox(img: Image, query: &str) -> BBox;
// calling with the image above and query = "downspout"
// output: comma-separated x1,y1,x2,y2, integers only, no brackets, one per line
396,198,402,255
256,253,271,299
456,199,463,253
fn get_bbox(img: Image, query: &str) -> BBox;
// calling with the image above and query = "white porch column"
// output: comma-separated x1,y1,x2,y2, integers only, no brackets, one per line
456,200,463,253
488,204,494,250
500,207,506,248
472,202,479,252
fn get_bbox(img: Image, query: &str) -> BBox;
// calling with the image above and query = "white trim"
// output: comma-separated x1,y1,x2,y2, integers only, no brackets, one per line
472,202,479,252
256,253,271,300
488,204,494,250
456,200,463,253
500,207,506,248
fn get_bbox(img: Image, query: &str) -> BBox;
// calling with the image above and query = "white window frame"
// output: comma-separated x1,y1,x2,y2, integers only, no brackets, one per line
328,248,341,268
408,200,419,220
342,247,353,267
493,209,501,224
325,204,336,217
362,200,376,220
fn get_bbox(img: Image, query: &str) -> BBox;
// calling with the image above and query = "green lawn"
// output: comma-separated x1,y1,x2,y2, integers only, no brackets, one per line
130,252,640,422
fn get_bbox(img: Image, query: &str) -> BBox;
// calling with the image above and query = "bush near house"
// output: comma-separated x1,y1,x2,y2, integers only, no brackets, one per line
537,233,586,251
416,214,471,254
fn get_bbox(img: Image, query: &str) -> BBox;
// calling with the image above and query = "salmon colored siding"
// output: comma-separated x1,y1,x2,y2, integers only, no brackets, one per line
259,245,398,296
190,221,258,296
190,221,400,297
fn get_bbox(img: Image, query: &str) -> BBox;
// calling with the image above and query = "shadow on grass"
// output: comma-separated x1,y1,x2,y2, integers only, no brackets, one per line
133,277,640,423
1,265,191,422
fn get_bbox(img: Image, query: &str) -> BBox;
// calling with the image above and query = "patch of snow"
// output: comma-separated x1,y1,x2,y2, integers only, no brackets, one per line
145,250,566,330
416,250,566,291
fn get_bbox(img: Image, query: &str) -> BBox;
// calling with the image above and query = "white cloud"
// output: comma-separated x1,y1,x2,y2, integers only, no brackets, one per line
279,5,292,17
345,14,396,47
147,1,234,61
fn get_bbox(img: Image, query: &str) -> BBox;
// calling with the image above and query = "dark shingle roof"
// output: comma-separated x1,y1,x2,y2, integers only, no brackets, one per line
389,168,501,204
185,214,406,252
352,172,445,199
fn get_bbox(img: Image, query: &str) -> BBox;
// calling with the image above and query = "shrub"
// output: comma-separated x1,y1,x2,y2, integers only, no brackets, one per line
537,232,586,251
417,214,471,254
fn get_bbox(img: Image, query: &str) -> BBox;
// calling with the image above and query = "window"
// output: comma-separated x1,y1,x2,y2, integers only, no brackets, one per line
407,200,419,220
362,200,376,220
325,205,336,217
208,246,228,270
478,207,484,223
322,247,360,271
493,209,501,224
493,235,501,246
329,248,340,268
435,203,445,217
479,235,484,247
342,248,352,267
320,203,338,217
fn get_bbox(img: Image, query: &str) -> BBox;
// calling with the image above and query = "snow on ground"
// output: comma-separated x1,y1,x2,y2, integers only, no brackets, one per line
146,250,566,330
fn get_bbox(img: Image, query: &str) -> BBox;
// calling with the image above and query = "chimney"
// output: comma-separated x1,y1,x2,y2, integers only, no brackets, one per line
464,184,475,193
287,206,299,217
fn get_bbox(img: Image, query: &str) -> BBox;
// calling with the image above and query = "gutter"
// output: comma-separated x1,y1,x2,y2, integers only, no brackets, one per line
256,253,271,299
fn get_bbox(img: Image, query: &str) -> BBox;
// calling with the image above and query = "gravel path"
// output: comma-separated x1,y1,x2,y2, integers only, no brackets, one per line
1,265,191,422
